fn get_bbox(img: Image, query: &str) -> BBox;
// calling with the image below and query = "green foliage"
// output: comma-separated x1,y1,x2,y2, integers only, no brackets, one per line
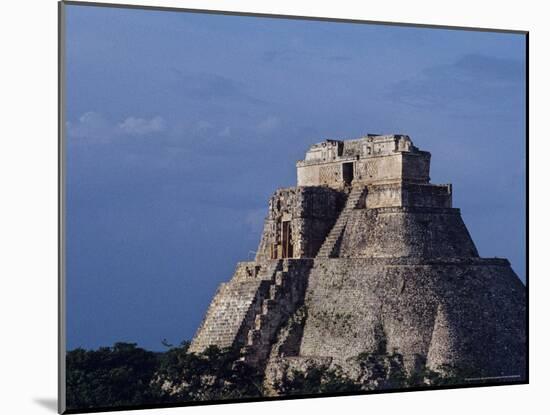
155,344,264,401
355,351,485,389
272,352,409,396
66,343,160,410
274,365,359,396
66,341,263,410
355,351,408,390
273,351,480,396
413,362,490,387
66,342,485,411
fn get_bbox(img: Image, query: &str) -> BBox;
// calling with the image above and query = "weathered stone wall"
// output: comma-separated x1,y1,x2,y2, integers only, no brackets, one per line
189,261,279,353
296,135,431,188
400,183,451,208
338,207,478,258
296,161,345,188
297,152,432,188
298,258,526,378
241,259,313,367
353,154,403,184
190,133,526,389
363,183,402,208
190,259,314,357
365,183,451,209
303,139,342,162
401,152,431,183
188,278,269,353
255,187,345,260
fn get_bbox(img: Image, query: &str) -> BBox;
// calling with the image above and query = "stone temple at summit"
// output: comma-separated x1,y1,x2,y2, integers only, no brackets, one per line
189,134,526,391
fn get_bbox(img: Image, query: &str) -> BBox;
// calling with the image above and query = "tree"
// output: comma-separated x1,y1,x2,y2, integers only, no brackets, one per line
154,344,264,402
66,343,160,410
66,341,489,411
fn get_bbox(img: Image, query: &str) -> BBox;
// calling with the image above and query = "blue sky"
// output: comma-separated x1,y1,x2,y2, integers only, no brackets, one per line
65,4,526,351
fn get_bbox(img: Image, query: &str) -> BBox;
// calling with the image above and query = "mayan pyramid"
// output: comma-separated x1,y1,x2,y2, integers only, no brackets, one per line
189,134,526,389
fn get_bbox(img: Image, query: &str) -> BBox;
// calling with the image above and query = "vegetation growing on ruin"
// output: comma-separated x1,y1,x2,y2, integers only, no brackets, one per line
66,342,263,410
66,342,481,411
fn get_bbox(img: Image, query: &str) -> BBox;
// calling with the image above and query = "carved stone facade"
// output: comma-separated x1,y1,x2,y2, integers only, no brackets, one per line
296,135,431,188
254,187,345,260
189,133,526,391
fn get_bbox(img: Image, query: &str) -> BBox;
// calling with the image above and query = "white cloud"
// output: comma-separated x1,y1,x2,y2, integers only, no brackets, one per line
66,112,167,141
66,111,112,140
78,111,104,125
118,116,166,136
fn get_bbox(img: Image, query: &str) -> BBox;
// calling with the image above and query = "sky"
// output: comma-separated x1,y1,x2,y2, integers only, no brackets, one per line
64,4,526,351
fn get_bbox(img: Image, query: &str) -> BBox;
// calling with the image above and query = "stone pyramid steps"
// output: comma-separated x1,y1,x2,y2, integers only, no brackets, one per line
240,264,297,365
189,260,283,353
316,186,367,258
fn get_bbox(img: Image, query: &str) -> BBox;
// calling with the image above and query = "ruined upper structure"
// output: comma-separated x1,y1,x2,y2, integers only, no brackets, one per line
254,135,458,262
189,133,526,393
296,135,450,209
297,134,430,188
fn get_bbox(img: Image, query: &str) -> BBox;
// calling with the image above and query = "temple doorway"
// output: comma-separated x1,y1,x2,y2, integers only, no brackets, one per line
281,220,293,258
342,162,354,185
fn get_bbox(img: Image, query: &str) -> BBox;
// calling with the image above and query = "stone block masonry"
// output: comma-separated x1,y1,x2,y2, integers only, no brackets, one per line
189,261,280,353
255,186,345,260
240,259,313,368
339,207,478,258
298,258,525,377
189,133,525,390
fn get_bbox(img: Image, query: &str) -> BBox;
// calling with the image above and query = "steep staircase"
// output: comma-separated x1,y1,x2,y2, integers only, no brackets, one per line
189,260,282,353
316,185,367,258
254,260,283,282
240,261,298,366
